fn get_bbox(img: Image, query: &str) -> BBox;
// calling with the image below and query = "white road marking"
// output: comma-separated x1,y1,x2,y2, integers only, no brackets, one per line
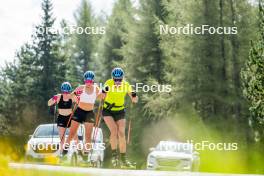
9,163,264,176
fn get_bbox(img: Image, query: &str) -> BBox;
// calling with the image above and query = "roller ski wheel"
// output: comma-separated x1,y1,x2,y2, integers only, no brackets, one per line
120,158,136,169
79,152,90,166
111,156,119,168
59,153,67,163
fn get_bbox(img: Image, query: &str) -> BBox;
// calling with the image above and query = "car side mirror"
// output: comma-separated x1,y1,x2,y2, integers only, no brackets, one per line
29,135,32,139
149,147,155,152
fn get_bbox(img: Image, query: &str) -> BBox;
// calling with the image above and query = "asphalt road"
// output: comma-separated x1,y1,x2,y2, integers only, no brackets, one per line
9,163,264,176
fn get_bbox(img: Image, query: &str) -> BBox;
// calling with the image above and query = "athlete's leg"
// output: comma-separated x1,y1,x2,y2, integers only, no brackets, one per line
104,116,118,150
104,116,119,166
73,133,78,144
58,127,66,152
116,118,134,168
116,119,126,153
84,122,94,152
65,120,79,147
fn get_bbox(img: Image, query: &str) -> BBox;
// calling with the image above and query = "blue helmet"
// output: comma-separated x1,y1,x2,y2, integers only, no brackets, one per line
83,71,95,80
61,82,72,93
112,67,124,79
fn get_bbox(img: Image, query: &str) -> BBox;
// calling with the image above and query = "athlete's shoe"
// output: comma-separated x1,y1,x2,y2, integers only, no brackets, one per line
82,151,89,162
120,157,136,169
111,155,119,168
77,151,91,166
59,153,68,163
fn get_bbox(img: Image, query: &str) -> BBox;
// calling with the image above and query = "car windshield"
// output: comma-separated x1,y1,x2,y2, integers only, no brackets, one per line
156,142,193,154
33,125,69,138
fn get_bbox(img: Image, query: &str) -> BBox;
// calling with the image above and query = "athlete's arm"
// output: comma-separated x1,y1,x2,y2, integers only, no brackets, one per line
95,85,104,100
48,94,61,106
71,85,84,103
128,92,138,103
100,81,110,100
71,85,84,95
127,83,138,103
71,93,79,103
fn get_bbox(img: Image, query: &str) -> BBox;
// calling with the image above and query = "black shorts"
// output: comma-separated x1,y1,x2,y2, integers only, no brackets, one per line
72,107,95,124
102,108,125,122
57,114,71,128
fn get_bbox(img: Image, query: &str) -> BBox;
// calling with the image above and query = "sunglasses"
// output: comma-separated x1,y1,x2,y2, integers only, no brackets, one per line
85,80,94,84
113,78,123,82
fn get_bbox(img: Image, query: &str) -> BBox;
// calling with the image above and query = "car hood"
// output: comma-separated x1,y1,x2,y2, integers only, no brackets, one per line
149,151,193,160
28,137,60,144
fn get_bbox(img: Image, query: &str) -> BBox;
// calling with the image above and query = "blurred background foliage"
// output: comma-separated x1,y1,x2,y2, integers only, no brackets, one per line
0,0,264,174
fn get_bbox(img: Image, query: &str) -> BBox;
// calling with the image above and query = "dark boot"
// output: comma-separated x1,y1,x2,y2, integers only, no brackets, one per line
120,153,136,169
111,150,119,168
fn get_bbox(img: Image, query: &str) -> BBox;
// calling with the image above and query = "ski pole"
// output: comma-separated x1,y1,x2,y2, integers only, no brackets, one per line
127,107,132,145
92,87,108,142
127,92,137,145
89,99,104,163
127,120,132,144
52,104,57,144
93,99,104,142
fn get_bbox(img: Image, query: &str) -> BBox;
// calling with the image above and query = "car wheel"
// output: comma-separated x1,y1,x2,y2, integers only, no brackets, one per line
70,153,78,166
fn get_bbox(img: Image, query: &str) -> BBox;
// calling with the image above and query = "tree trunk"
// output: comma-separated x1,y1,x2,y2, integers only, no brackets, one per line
219,0,227,83
230,0,241,118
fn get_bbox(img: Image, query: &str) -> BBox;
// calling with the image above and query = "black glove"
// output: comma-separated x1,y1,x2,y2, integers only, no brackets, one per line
132,91,137,97
102,86,109,93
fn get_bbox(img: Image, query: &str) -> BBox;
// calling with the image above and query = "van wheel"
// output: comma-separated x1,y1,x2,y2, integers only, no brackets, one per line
71,153,78,166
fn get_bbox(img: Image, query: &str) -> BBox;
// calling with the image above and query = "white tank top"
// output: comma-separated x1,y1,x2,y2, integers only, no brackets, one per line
79,86,97,104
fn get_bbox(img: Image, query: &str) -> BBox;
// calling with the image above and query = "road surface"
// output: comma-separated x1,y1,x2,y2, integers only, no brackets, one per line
9,163,263,176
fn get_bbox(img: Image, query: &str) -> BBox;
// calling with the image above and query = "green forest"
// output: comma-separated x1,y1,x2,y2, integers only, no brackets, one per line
0,0,264,174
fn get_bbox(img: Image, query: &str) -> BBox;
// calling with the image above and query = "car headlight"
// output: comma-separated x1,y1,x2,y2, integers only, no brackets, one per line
148,155,156,164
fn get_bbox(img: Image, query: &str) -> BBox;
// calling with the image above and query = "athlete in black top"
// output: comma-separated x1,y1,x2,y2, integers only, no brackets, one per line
48,82,78,152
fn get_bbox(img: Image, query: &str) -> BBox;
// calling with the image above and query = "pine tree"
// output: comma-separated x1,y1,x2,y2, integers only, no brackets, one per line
123,0,166,84
0,44,40,134
100,0,133,78
241,1,264,142
0,0,69,134
69,0,94,82
32,0,66,103
121,0,168,123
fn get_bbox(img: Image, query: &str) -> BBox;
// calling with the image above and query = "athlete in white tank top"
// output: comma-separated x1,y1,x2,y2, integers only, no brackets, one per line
79,85,97,104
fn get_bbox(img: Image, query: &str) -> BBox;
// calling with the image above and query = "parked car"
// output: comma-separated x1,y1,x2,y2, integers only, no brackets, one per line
147,141,200,171
25,123,104,167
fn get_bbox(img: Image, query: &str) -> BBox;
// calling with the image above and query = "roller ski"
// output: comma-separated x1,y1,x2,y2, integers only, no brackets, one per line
79,151,91,166
59,153,68,165
120,155,136,169
111,155,119,168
